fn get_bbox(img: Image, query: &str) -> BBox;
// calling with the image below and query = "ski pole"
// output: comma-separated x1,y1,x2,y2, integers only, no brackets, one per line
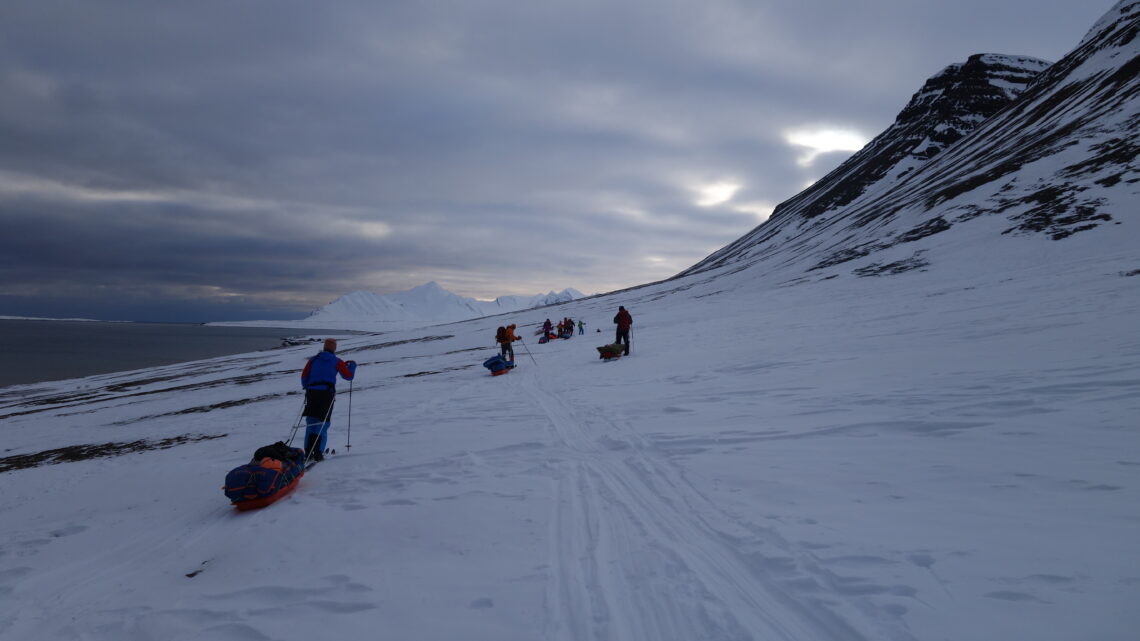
519,337,535,362
285,398,305,446
346,379,353,452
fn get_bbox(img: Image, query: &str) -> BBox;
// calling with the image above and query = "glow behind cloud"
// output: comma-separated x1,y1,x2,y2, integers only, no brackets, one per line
693,181,741,207
784,127,870,167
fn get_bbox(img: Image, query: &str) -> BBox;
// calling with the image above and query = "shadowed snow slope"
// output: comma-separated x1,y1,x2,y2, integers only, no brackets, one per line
0,3,1137,641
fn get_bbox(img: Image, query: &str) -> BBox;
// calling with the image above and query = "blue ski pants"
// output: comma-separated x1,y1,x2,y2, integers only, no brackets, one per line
305,417,331,454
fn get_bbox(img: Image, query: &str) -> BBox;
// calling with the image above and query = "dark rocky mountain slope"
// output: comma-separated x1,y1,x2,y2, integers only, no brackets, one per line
679,0,1139,281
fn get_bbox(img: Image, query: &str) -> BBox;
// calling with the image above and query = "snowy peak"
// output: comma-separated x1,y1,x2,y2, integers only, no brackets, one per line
314,291,414,321
892,54,1050,161
495,288,585,308
305,283,584,326
401,281,452,301
903,2,1140,240
407,281,443,294
912,54,1049,107
387,282,485,318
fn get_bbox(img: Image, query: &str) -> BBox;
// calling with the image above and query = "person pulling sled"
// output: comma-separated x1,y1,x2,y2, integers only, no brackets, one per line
300,338,357,462
613,306,632,355
496,324,520,362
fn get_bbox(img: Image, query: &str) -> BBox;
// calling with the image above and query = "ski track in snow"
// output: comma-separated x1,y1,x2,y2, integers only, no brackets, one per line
5,4,1140,639
1,269,1137,640
2,251,1138,641
518,367,892,641
1,235,1137,640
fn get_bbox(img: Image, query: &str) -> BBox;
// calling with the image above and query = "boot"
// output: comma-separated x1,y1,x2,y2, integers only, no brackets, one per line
305,434,322,462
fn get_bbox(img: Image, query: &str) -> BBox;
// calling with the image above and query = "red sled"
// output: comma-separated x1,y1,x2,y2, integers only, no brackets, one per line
232,473,302,511
224,443,306,511
483,355,514,376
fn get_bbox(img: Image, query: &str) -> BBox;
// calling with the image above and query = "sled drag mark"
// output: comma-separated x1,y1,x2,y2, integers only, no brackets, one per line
546,461,611,641
523,373,880,641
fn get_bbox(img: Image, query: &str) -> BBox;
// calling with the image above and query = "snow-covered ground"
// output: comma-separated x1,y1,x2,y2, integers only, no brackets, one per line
5,4,1139,633
1,221,1136,641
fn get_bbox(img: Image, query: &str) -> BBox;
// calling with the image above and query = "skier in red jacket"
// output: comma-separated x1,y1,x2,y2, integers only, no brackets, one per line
613,306,633,355
300,338,356,461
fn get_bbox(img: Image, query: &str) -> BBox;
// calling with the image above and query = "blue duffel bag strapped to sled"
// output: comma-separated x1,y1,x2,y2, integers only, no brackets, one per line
223,442,305,503
483,354,516,376
483,354,510,372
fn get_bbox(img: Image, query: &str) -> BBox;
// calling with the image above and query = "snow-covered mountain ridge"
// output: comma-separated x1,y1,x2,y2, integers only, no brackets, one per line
222,282,585,330
681,1,1139,280
784,53,1049,224
309,282,584,324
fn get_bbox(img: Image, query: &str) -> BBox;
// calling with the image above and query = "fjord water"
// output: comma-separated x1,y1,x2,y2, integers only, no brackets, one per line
0,320,322,387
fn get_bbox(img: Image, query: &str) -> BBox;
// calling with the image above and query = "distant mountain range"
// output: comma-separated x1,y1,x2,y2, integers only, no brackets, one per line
301,282,584,328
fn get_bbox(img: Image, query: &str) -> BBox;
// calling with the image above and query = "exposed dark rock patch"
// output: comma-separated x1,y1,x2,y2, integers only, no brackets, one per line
810,243,889,272
998,185,1113,239
896,217,952,243
403,364,476,378
1060,135,1140,179
116,394,287,424
0,370,292,421
0,434,227,473
444,347,490,356
352,335,454,352
854,252,931,277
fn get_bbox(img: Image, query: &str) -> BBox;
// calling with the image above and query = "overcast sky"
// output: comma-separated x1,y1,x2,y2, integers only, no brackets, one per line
0,1,1114,322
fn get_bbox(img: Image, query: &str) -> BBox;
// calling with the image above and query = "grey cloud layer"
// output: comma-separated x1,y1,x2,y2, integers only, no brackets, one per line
0,0,1110,320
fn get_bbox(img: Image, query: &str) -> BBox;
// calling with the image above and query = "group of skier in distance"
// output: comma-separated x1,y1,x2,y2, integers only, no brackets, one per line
496,305,633,362
223,305,634,509
296,306,633,461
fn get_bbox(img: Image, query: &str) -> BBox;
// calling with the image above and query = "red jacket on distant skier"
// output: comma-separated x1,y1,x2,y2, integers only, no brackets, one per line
614,307,632,330
613,306,633,356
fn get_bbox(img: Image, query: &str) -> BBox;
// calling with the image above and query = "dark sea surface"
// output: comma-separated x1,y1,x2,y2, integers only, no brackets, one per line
0,320,341,387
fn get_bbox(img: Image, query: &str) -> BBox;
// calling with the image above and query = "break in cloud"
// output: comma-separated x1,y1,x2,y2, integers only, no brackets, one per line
0,0,1112,321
